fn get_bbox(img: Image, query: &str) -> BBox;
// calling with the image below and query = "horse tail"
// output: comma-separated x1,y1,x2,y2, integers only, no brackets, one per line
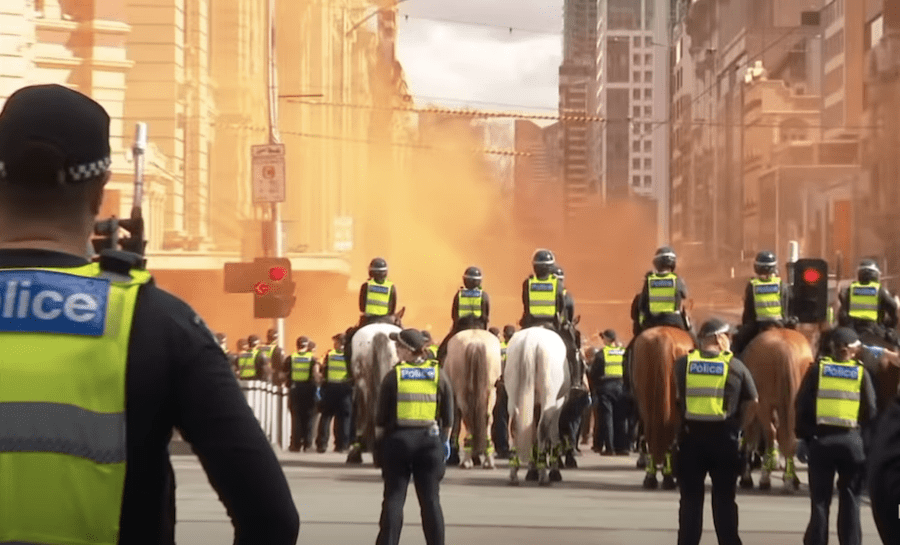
466,340,489,455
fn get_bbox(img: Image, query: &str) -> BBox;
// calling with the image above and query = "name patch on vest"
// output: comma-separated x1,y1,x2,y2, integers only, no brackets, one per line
689,361,725,375
400,367,435,380
852,286,877,296
822,364,859,380
530,282,554,292
650,279,675,288
0,271,109,336
369,284,390,294
754,284,780,294
460,289,481,297
608,348,625,356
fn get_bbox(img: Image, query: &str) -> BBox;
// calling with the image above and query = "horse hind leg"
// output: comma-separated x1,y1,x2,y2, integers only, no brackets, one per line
738,437,754,489
548,443,563,483
661,449,677,490
642,453,659,489
760,421,779,491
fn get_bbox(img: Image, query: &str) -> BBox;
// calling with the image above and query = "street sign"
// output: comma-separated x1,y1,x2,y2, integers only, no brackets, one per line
333,216,353,252
251,144,286,203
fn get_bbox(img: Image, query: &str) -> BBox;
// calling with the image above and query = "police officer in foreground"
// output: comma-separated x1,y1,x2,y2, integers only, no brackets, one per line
591,329,629,455
0,84,298,541
868,389,900,545
316,333,353,453
674,318,758,545
375,328,454,545
286,336,318,452
795,327,876,545
436,266,490,363
838,259,899,347
731,251,792,355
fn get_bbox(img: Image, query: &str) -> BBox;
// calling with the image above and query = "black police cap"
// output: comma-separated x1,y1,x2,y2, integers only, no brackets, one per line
601,329,617,342
831,327,860,348
389,329,427,352
0,84,111,185
698,318,732,339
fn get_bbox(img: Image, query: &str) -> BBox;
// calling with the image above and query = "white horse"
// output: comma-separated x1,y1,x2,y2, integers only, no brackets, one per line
444,329,503,469
346,321,401,464
505,326,569,486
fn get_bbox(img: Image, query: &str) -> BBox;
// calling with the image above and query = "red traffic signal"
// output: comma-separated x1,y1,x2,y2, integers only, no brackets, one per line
802,267,822,284
269,267,287,281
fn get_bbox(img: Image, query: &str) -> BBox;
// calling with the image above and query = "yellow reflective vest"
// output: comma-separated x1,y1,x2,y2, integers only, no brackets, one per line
396,362,439,427
848,281,879,322
602,346,625,379
0,262,151,543
238,349,258,379
457,288,483,318
527,276,558,317
684,350,731,421
290,350,314,382
750,277,783,320
648,272,678,314
815,357,863,428
326,349,348,382
365,279,394,316
500,341,508,363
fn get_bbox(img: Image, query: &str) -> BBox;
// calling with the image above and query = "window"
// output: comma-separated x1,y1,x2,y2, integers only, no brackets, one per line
633,88,641,100
633,158,641,170
633,36,642,47
608,0,642,31
644,158,652,169
644,140,652,152
607,38,630,83
633,106,641,118
633,123,641,134
634,54,641,65
634,71,641,82
645,123,652,132
644,175,653,187
645,54,653,65
645,71,653,82
644,88,652,99
645,36,653,47
644,105,652,117
633,140,641,152
633,175,641,186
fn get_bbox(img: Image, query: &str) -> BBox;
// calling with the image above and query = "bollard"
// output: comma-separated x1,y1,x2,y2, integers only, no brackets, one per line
281,385,291,451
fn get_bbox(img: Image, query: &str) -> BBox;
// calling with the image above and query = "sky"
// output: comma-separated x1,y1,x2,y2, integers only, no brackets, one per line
395,1,564,115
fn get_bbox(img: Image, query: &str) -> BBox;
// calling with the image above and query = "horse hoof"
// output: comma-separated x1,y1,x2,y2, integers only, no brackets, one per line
448,453,460,466
538,469,550,486
642,474,658,489
636,455,647,469
739,476,754,489
780,482,796,495
473,455,482,466
549,469,563,482
564,454,578,469
525,468,539,482
483,457,495,470
508,478,520,486
461,458,474,469
759,480,771,491
793,475,801,489
346,450,363,464
662,475,677,490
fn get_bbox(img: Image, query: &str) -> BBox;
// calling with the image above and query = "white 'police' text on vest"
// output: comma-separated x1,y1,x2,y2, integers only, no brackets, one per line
0,271,109,336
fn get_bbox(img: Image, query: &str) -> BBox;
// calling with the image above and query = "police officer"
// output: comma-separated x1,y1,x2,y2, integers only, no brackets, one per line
422,329,439,364
375,328,454,545
261,327,285,384
436,266,491,362
591,329,629,455
674,318,758,545
286,335,318,452
246,334,271,381
838,259,899,347
316,333,353,453
868,390,900,545
0,84,297,541
344,257,399,369
795,327,876,545
491,324,515,458
555,266,586,386
234,337,249,378
636,246,692,335
731,251,792,355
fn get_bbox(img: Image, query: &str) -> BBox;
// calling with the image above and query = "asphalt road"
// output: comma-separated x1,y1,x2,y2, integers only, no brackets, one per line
171,443,883,544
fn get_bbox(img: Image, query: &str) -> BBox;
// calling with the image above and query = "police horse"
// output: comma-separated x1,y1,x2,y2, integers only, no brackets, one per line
738,327,814,493
505,326,570,486
443,329,503,469
346,310,405,465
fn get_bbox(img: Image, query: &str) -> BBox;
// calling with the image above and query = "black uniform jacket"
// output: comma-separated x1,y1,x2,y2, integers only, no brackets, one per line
868,393,900,545
674,350,759,431
795,358,877,441
375,360,455,434
0,249,299,543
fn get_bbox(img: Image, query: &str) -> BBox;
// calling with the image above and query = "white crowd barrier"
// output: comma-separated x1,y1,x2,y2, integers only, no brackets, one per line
239,379,291,448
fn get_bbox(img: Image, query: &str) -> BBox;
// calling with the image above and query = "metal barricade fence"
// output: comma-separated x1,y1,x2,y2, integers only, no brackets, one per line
238,378,293,450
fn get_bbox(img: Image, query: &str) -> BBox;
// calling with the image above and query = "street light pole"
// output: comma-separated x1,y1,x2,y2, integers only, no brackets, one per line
267,0,285,349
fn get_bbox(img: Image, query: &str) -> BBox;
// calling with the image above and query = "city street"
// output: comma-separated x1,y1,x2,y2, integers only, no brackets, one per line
171,445,882,544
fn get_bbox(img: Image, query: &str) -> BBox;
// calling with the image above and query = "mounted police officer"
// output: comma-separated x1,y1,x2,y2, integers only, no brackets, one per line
731,251,793,355
591,329,629,455
316,332,353,453
344,257,399,370
0,84,297,541
635,246,692,335
674,318,758,545
436,266,490,363
796,327,876,545
287,335,319,452
838,259,899,347
375,328,454,545
520,249,582,395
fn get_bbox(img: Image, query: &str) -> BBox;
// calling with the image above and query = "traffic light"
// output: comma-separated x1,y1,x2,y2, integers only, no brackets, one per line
790,258,829,323
223,258,296,318
92,218,120,254
118,217,146,255
92,216,146,258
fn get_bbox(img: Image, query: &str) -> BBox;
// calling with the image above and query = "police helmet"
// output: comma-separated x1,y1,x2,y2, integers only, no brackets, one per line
420,330,433,342
266,327,278,340
237,338,248,349
698,318,732,339
532,249,556,277
754,251,777,276
296,335,310,349
555,266,565,281
601,329,617,342
463,266,482,289
215,332,227,344
332,332,346,345
858,259,881,283
369,257,388,280
653,246,677,272
488,326,501,337
502,324,516,339
248,334,260,346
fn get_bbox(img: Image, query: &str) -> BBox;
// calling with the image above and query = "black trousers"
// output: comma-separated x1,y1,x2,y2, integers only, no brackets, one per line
317,382,353,450
677,425,743,545
595,379,628,453
491,382,509,455
290,383,317,449
804,431,865,545
376,427,446,545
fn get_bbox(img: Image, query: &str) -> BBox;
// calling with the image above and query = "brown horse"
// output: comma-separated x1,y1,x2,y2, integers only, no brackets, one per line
631,326,695,489
443,329,502,469
855,330,900,412
738,327,813,493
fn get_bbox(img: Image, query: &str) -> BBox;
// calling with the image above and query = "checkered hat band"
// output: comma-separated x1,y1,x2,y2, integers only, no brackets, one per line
0,157,110,182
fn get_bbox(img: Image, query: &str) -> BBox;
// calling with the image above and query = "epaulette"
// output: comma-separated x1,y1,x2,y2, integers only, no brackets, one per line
99,249,144,275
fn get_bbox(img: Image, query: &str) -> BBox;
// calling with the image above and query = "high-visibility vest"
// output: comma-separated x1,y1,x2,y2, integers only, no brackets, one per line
262,343,278,360
290,351,314,382
684,350,731,421
426,344,439,364
848,281,879,322
815,357,863,428
751,277,783,320
648,273,678,314
326,350,348,382
238,350,258,379
364,279,394,316
396,362,440,427
602,346,625,379
500,341,508,363
0,262,152,543
527,276,558,317
560,289,569,325
457,288,483,318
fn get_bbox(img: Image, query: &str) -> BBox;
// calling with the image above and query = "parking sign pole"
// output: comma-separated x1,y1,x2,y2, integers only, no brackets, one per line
267,0,285,351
